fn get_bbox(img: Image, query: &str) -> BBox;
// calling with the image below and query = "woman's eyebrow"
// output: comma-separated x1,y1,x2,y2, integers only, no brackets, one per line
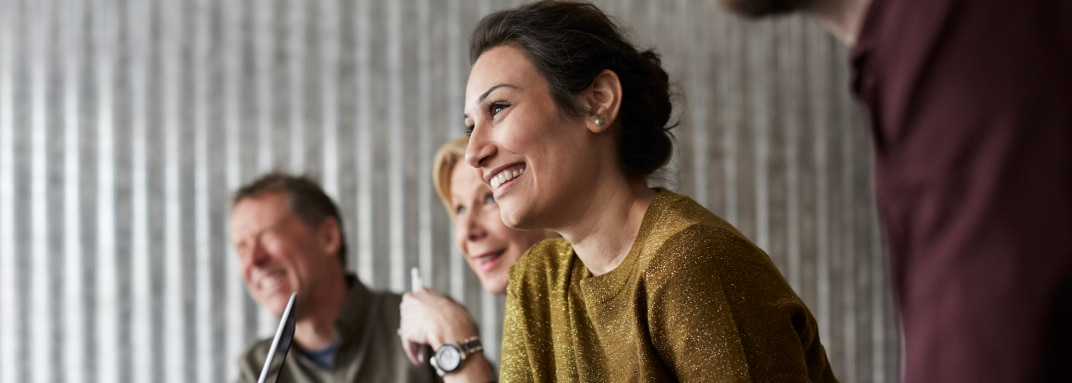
465,83,518,121
478,83,517,103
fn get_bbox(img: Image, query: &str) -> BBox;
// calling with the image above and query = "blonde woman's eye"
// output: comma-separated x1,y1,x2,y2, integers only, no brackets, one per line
455,205,467,215
484,194,496,205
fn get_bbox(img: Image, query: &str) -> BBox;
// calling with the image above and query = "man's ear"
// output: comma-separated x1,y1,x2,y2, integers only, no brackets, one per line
584,69,623,134
318,217,341,258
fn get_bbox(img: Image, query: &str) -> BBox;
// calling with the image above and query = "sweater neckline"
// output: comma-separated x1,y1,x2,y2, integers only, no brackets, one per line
576,188,672,305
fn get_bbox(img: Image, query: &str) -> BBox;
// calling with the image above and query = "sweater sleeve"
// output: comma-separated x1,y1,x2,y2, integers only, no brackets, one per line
497,257,537,383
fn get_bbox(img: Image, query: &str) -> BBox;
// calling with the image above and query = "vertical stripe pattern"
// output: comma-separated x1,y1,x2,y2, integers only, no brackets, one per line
127,0,152,381
0,0,16,378
94,0,118,381
29,1,54,382
0,1,899,382
63,0,87,380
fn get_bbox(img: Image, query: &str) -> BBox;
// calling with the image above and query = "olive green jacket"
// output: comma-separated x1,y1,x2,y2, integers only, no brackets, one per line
237,274,438,383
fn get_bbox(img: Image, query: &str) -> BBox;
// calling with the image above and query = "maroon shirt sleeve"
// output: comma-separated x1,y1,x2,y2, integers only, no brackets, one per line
851,0,1072,381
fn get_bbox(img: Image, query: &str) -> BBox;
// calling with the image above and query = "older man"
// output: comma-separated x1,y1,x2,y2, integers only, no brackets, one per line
717,0,1072,381
230,172,436,382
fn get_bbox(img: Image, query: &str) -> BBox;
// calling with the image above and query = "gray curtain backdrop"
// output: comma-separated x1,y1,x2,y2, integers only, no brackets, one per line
0,0,900,382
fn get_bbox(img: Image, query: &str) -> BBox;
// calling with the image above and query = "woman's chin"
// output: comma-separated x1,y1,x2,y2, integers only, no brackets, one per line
495,197,530,227
499,210,525,230
481,277,509,296
500,207,540,231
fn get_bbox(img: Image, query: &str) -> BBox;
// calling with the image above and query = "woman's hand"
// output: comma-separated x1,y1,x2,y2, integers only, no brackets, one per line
399,287,497,381
398,287,479,365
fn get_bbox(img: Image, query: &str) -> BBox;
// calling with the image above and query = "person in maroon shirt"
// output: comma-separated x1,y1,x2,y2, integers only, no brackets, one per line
716,0,1072,381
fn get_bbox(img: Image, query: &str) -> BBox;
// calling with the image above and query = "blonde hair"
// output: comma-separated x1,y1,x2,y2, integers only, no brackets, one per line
433,137,470,218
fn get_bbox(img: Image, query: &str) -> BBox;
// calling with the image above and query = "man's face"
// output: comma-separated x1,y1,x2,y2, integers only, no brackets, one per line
230,191,339,316
715,0,815,18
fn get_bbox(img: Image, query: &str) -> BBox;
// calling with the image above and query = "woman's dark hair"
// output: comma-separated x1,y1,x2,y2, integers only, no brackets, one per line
469,0,676,180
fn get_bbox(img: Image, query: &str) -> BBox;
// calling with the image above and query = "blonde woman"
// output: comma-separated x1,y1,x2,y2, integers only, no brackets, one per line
398,137,551,381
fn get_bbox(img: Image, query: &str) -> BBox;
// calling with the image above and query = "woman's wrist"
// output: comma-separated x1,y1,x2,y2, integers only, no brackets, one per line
426,298,479,348
440,347,495,382
429,317,479,349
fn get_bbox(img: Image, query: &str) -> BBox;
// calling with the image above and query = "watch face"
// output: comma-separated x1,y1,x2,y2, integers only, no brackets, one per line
436,344,463,372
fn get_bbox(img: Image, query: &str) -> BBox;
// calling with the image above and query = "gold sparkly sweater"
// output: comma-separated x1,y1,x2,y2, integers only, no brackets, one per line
499,189,837,382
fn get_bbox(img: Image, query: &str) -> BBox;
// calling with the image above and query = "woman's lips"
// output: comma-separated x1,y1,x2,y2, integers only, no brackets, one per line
473,249,506,272
490,165,525,190
485,163,527,199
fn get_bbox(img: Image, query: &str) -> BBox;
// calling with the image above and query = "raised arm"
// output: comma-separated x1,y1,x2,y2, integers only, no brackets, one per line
399,287,496,382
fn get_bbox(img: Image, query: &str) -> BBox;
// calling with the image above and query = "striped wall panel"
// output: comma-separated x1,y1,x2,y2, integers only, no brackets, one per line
0,0,900,382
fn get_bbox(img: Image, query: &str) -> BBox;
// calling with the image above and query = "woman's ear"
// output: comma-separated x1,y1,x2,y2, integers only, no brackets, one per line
584,69,622,134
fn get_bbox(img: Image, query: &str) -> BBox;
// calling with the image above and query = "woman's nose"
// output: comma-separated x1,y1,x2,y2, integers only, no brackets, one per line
461,213,487,242
465,125,496,169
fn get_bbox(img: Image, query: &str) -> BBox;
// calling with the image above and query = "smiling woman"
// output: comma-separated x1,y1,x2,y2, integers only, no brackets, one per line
463,1,838,382
397,137,553,381
439,137,550,296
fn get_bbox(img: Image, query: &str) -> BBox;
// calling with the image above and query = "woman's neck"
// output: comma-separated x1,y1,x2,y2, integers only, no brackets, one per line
557,179,657,277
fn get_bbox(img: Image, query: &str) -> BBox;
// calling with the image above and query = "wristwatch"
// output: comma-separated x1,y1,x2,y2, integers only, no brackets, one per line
429,336,483,376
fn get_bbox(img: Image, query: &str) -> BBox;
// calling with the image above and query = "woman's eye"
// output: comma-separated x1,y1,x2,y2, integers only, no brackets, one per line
465,124,474,137
484,194,496,205
489,102,509,116
455,205,467,215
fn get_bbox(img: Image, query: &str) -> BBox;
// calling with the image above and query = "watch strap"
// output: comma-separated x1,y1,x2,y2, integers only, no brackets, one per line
457,336,484,356
431,336,483,376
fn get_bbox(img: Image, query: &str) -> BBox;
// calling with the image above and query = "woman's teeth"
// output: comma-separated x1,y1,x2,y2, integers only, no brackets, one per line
490,167,524,190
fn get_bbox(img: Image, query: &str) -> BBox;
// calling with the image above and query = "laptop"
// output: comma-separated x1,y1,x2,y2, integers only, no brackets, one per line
257,292,298,383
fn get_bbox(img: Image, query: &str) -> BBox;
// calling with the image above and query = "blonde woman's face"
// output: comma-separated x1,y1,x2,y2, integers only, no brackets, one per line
450,161,548,295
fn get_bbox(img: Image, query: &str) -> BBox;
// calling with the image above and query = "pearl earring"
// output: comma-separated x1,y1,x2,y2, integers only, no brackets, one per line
595,117,603,126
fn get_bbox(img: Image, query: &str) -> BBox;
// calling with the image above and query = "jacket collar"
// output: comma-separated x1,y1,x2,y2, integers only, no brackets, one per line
334,273,370,342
